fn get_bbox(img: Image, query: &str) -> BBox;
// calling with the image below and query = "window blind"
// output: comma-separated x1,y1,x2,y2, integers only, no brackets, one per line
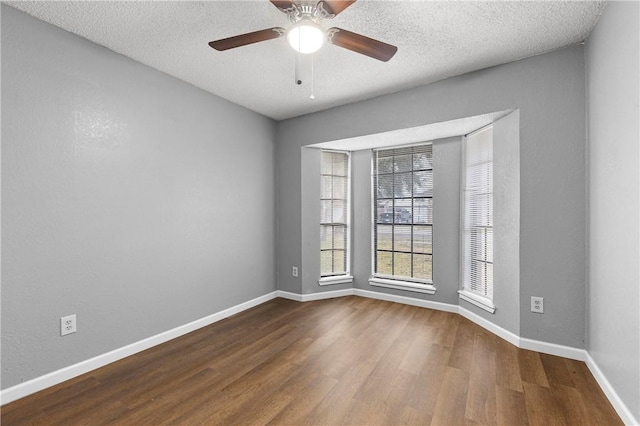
462,126,493,300
373,144,433,282
320,151,349,277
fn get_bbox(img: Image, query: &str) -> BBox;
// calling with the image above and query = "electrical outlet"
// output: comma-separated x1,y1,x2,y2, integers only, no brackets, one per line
531,297,544,314
61,314,77,336
292,266,298,277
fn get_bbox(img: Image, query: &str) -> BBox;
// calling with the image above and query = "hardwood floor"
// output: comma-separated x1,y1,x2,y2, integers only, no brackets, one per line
1,296,622,425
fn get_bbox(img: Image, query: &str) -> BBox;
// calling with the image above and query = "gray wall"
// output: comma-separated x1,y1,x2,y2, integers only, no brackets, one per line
489,111,521,335
276,45,587,348
1,6,276,389
586,1,640,421
301,147,322,294
350,149,372,291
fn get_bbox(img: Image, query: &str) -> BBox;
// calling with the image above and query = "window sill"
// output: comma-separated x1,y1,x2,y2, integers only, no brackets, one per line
319,275,353,286
458,290,496,313
368,277,436,294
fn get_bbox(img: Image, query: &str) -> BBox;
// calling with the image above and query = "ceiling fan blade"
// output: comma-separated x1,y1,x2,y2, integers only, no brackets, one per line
318,0,357,17
209,28,285,51
327,28,397,62
270,0,297,13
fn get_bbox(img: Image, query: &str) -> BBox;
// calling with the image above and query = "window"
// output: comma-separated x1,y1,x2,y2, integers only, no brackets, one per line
320,151,351,282
460,125,495,313
370,144,435,293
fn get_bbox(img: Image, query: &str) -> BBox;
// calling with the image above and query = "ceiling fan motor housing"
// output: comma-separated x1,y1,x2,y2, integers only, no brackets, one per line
209,0,397,62
286,2,335,24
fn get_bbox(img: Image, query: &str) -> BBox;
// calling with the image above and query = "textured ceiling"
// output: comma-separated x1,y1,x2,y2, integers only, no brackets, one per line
5,1,605,120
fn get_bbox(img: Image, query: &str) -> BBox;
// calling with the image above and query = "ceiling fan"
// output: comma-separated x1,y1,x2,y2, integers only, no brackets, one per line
208,0,398,62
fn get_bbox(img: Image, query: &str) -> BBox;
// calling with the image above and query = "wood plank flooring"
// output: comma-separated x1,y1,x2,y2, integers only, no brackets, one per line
1,296,623,425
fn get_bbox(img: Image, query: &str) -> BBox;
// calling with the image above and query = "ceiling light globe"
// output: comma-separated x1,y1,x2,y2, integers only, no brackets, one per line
287,21,324,54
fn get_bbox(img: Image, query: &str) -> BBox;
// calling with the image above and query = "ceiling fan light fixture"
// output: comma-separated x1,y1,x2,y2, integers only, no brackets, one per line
287,20,324,54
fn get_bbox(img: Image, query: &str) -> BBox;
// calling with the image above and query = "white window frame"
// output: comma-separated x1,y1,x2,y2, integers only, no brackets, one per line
459,125,495,313
319,150,353,286
369,143,436,295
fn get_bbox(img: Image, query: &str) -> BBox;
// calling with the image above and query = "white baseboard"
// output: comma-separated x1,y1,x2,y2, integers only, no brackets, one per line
519,337,586,361
275,290,305,301
3,288,635,425
458,306,521,348
276,288,355,302
354,288,458,313
281,289,586,362
0,291,279,406
458,306,586,361
585,352,639,426
300,288,355,301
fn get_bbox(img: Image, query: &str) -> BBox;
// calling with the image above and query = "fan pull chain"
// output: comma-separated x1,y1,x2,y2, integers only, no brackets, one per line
310,53,315,100
295,28,303,86
295,53,301,85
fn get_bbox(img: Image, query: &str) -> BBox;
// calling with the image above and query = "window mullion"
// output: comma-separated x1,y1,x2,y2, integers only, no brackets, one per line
391,163,395,276
410,159,414,278
373,144,432,283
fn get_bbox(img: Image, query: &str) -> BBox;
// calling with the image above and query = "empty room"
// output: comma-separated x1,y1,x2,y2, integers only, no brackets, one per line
1,0,638,424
